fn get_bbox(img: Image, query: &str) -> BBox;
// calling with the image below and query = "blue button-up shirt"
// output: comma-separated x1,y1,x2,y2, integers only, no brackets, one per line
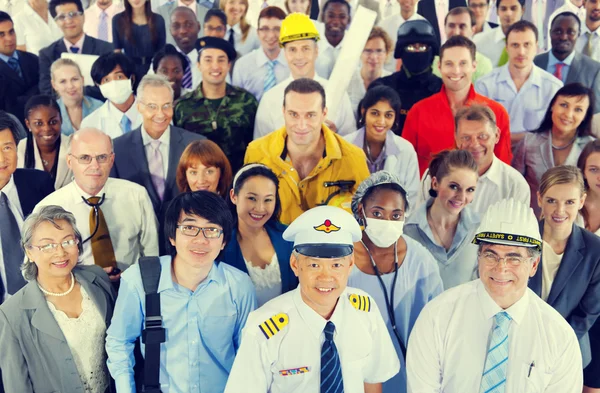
475,64,563,133
106,256,257,393
0,51,19,66
546,50,575,84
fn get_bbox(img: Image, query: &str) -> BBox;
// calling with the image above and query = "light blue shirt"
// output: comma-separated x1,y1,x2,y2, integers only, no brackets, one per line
475,64,563,133
0,51,18,65
106,256,257,393
231,48,289,101
546,50,575,84
404,199,481,289
57,96,103,136
347,236,443,393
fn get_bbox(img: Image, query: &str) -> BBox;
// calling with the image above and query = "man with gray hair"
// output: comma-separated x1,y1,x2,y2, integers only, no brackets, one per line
34,128,158,281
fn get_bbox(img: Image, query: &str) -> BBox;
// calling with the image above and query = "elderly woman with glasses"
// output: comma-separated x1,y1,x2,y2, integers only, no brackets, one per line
0,205,116,393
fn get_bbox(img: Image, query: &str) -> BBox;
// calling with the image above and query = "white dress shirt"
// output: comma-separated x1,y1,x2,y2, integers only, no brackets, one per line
379,12,425,72
475,64,563,133
34,178,159,271
416,155,531,217
487,0,498,24
224,286,400,393
434,0,449,43
546,1,586,48
83,2,125,43
315,36,345,79
245,0,286,28
228,23,261,58
576,24,600,62
13,2,62,56
80,98,143,139
0,0,25,17
0,176,24,304
231,48,290,101
141,125,170,179
531,0,548,50
379,0,401,21
406,279,583,393
473,25,506,67
253,74,356,138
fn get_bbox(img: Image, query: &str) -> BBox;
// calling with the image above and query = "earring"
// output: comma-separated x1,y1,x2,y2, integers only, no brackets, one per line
428,189,438,198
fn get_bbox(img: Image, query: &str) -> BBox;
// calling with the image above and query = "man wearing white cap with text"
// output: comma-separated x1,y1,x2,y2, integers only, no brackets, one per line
224,205,400,393
406,198,583,392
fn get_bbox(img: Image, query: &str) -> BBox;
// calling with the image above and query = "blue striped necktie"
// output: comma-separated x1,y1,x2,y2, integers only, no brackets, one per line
480,311,512,393
264,59,277,93
321,321,344,393
182,54,192,89
7,57,23,79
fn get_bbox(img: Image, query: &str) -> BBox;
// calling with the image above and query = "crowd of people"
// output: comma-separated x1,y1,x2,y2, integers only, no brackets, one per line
0,0,600,391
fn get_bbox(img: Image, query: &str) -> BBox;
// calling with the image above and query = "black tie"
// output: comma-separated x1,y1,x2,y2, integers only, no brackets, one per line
228,28,235,48
0,192,27,296
310,0,320,21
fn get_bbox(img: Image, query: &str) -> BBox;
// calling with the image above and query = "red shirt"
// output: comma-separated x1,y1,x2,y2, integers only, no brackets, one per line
403,84,512,176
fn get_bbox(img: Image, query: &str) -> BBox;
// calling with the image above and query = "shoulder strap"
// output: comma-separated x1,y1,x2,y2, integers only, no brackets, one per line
139,257,164,393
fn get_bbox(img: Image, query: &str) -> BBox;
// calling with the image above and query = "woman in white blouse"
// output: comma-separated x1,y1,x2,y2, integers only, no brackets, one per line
13,0,62,55
221,0,260,58
0,205,116,393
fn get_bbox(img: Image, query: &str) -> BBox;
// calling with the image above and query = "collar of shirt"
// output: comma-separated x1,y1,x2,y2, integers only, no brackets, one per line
0,50,19,64
156,255,225,293
548,49,575,68
479,154,503,185
72,178,109,204
141,125,171,147
0,175,18,200
353,127,402,157
493,26,506,44
410,197,479,239
108,97,138,122
291,286,348,340
64,34,86,53
475,278,530,325
581,23,600,37
440,83,478,106
255,47,285,67
498,63,544,87
192,83,237,101
228,23,242,35
177,0,196,14
319,35,345,52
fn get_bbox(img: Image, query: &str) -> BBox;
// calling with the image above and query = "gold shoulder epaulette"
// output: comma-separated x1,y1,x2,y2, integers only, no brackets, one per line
259,313,289,339
348,294,371,312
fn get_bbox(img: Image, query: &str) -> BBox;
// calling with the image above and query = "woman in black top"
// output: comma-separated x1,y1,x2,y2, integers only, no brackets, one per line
112,0,166,84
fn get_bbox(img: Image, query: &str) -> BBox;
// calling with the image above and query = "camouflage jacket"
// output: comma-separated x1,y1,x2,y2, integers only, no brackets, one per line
174,83,258,172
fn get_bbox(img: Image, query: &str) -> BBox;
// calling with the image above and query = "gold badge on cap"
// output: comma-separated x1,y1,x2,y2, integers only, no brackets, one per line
259,313,289,339
313,219,340,233
199,40,206,47
349,294,371,312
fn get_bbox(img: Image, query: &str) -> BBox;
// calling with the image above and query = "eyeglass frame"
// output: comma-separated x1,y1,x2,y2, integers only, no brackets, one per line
363,48,387,57
257,26,281,34
177,224,224,239
28,238,80,254
68,153,114,165
139,101,174,113
477,250,535,267
54,10,83,22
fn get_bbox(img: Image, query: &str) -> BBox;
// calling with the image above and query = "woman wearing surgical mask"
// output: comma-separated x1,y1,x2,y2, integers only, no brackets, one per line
404,149,480,289
348,170,443,393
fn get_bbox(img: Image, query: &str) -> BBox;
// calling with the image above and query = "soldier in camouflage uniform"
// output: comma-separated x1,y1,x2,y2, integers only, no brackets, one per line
174,36,258,172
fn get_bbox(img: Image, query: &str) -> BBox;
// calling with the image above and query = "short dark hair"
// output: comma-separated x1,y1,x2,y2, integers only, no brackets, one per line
468,0,490,6
0,111,20,145
258,5,286,28
440,35,477,62
444,7,476,27
534,83,595,137
164,191,234,255
91,52,136,85
496,0,525,9
454,104,497,132
283,78,326,109
23,95,62,169
0,11,13,24
152,43,188,73
505,19,538,42
550,11,581,34
49,0,83,19
322,0,351,15
229,165,282,225
204,8,227,26
359,85,401,131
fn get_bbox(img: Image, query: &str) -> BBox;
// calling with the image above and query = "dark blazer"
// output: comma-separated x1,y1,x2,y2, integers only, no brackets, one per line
416,0,466,45
529,223,600,367
487,21,498,29
534,51,600,113
222,221,298,294
0,51,39,127
38,35,114,99
0,265,116,392
13,169,55,216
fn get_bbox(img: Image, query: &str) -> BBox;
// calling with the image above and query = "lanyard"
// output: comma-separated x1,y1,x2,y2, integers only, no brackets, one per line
360,240,407,358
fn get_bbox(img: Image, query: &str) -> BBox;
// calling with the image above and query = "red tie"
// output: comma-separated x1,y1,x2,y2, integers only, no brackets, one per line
554,63,564,81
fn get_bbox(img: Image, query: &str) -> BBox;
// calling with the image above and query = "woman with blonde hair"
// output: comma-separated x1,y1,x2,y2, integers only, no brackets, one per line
176,139,233,197
50,58,103,136
221,0,260,57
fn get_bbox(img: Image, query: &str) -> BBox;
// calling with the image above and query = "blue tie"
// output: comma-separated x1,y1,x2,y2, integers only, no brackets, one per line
120,115,131,133
321,321,344,393
264,59,277,93
182,55,192,89
480,312,512,393
70,46,80,53
7,57,23,79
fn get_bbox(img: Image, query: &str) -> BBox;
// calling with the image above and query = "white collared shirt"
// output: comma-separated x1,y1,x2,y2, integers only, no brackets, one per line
379,0,400,21
34,178,159,271
315,36,345,79
406,279,583,392
416,155,531,217
63,34,85,54
80,98,143,139
576,24,600,62
224,286,400,393
0,176,24,303
231,48,290,101
379,12,425,72
141,125,170,179
227,23,261,58
13,2,62,55
473,25,506,67
0,0,25,17
434,0,449,43
83,1,124,43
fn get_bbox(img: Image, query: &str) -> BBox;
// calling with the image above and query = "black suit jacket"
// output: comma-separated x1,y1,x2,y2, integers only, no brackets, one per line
38,35,114,99
12,168,55,216
417,0,467,45
529,223,600,367
0,51,39,127
487,21,498,29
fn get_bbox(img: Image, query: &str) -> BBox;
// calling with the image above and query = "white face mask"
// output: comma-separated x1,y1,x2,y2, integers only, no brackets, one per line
364,217,404,248
99,79,132,105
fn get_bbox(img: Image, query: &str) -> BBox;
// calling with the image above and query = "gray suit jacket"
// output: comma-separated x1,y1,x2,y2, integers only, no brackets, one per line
534,51,600,113
158,1,210,46
0,265,116,393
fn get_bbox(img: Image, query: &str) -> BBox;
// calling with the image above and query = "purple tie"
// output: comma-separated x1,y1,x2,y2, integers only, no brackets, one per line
149,140,165,200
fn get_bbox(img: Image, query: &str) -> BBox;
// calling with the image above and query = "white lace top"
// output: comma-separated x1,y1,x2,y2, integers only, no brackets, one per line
47,285,109,393
244,254,283,307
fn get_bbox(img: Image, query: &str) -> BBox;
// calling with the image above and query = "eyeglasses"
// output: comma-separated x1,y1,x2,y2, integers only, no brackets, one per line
363,49,386,56
258,27,281,34
478,251,533,267
54,11,83,22
177,225,223,239
69,153,112,164
140,102,174,113
458,133,491,143
29,239,79,253
205,25,226,34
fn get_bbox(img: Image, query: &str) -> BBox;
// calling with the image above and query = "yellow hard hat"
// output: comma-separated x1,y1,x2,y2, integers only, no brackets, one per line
279,13,320,47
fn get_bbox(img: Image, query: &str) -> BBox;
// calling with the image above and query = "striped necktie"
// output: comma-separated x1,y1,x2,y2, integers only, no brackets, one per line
321,321,344,393
182,54,193,89
7,57,23,79
264,59,277,93
479,311,512,393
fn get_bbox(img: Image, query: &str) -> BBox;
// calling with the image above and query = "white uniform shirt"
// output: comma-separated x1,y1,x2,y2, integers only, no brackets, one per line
576,24,600,62
406,279,583,393
473,25,506,67
227,23,261,58
417,155,531,217
83,2,125,43
379,12,425,72
232,48,290,101
80,99,143,139
0,0,25,17
379,0,401,21
0,176,24,304
315,37,345,79
254,75,356,139
34,178,159,271
13,2,62,56
224,286,400,393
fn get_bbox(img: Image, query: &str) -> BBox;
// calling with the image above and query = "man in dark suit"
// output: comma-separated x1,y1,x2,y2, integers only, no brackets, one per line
417,0,465,44
535,11,600,112
38,0,114,99
0,12,39,128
